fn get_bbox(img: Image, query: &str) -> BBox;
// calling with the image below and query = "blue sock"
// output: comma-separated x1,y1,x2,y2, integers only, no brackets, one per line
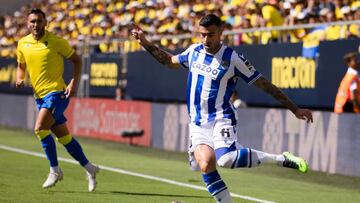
63,138,89,166
202,170,231,202
41,135,58,167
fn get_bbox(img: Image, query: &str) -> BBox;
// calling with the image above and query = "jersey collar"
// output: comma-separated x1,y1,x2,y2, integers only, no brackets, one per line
203,43,225,56
347,67,358,75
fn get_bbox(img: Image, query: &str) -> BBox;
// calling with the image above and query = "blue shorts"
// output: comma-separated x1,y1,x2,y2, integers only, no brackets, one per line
35,91,69,126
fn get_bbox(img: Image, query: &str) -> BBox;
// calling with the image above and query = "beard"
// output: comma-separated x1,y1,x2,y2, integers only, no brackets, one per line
32,28,45,39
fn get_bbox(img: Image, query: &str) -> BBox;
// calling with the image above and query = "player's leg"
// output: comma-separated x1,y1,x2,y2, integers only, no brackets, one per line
47,92,99,191
190,123,232,203
213,119,308,172
51,119,100,192
34,107,63,188
194,144,232,203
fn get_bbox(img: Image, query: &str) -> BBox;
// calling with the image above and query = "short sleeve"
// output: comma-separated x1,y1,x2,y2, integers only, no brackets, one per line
16,41,25,64
56,37,75,58
233,52,261,85
176,43,200,68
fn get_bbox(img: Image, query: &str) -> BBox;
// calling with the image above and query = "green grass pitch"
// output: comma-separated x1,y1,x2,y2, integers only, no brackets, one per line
0,127,360,203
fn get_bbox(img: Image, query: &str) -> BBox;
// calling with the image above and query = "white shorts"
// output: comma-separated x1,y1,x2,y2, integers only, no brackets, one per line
188,118,241,153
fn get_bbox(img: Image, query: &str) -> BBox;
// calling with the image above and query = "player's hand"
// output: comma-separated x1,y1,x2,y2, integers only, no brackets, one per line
294,108,313,123
129,23,147,44
64,83,76,98
15,80,25,88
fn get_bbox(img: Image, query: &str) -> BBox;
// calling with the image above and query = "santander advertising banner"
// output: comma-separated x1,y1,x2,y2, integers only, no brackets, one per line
65,98,151,147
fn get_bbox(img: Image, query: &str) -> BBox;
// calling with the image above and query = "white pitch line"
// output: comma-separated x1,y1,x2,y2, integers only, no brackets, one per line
0,144,276,203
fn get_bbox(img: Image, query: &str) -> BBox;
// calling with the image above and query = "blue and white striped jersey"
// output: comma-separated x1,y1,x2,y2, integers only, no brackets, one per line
177,43,261,126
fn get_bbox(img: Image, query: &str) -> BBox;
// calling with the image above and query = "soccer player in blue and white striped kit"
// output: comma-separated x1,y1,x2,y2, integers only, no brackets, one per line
131,14,313,203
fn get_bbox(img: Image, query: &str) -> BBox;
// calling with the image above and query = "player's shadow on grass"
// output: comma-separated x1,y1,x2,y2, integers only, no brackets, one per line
109,191,209,199
50,190,209,199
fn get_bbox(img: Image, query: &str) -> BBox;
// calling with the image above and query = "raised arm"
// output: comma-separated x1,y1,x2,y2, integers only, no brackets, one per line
130,24,180,69
254,76,313,123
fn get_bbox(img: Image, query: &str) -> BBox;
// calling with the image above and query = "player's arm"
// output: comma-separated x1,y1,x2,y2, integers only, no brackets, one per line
253,76,313,123
16,63,26,88
65,53,82,98
16,42,26,88
130,24,180,69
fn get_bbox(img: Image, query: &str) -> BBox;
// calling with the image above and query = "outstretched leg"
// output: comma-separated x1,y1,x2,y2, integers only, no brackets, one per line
213,120,308,172
215,144,308,172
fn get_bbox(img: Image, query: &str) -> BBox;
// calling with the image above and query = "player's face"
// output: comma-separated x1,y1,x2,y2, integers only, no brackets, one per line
27,13,46,39
199,25,222,54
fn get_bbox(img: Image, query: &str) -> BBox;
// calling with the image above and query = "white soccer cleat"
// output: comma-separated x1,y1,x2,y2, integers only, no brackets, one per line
86,164,100,192
42,169,63,188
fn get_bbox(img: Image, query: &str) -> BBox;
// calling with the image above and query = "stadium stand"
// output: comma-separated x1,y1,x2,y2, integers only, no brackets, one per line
0,0,359,57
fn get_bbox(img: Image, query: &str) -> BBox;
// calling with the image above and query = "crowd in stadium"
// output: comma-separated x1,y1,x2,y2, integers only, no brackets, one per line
0,0,359,57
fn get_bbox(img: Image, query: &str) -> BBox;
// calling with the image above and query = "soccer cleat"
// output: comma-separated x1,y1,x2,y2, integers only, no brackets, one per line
282,152,309,173
188,152,200,171
42,169,63,188
86,164,100,192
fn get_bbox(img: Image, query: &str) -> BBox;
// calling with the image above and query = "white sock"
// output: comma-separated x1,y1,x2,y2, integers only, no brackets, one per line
214,188,232,203
50,166,60,173
252,150,284,165
84,162,94,173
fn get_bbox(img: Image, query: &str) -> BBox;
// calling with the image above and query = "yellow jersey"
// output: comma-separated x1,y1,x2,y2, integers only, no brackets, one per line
17,31,74,98
261,4,284,39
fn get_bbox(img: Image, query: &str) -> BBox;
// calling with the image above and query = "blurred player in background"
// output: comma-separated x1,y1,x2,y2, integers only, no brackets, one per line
16,8,99,191
334,52,360,113
131,14,313,203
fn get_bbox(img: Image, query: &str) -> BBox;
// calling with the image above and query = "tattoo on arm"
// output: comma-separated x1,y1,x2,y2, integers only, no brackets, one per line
142,43,173,66
254,76,299,113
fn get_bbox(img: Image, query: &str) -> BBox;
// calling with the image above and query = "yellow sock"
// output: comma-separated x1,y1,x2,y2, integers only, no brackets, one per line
57,134,73,145
35,130,51,140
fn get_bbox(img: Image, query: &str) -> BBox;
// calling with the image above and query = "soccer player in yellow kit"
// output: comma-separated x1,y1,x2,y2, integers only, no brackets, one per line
16,8,99,191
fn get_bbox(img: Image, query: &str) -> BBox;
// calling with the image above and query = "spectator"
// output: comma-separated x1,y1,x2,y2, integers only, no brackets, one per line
261,0,285,43
334,52,360,113
347,6,360,38
301,12,326,59
0,0,359,57
325,9,345,40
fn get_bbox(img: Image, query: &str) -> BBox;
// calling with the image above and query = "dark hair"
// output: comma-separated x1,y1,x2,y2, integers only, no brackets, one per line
28,8,46,18
344,52,357,64
199,14,222,27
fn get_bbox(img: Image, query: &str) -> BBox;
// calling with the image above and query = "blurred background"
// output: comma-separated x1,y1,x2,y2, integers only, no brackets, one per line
1,0,359,107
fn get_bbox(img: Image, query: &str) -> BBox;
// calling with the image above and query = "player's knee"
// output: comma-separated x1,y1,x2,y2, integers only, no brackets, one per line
216,152,236,168
34,129,51,140
198,159,216,173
